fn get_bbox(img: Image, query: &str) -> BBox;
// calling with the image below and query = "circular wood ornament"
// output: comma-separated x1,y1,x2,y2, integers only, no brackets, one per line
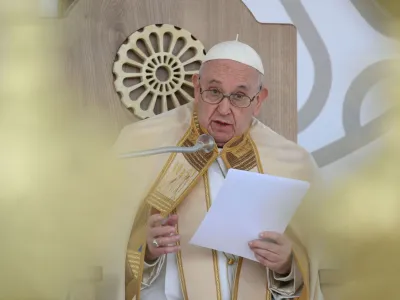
113,24,206,119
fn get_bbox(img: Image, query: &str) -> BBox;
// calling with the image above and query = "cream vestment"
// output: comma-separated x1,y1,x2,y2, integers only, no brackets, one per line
114,103,320,300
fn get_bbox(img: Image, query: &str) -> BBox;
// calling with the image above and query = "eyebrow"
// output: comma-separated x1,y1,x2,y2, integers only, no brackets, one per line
205,79,250,91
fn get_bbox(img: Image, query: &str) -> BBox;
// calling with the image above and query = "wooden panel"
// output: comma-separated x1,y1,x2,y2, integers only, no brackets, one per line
62,0,297,141
59,0,79,15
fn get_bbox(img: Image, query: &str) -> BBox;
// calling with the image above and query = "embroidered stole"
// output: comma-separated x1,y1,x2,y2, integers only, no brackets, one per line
125,112,309,300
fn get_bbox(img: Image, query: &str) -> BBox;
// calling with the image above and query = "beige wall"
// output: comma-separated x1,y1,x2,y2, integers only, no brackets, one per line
62,0,297,141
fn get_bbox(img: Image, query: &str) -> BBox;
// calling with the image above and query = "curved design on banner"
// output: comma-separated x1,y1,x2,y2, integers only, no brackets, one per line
313,60,394,167
350,0,400,40
281,1,332,133
242,0,400,178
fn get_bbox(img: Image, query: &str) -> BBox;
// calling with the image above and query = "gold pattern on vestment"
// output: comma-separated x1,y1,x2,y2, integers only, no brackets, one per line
124,108,308,300
144,112,218,216
231,258,243,300
125,110,269,299
175,209,189,300
204,172,223,300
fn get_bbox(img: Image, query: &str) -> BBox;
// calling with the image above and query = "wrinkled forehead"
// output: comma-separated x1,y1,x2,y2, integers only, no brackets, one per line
200,59,261,90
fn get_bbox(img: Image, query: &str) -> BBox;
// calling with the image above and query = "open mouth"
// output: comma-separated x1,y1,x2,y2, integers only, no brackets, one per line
214,120,231,127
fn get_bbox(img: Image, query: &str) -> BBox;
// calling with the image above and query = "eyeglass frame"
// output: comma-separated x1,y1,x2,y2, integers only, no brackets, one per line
197,79,262,108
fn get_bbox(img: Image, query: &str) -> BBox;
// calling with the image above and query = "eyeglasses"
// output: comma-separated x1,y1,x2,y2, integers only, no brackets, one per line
199,87,260,108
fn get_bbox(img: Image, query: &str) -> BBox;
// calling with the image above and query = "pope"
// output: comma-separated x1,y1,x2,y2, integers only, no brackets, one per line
115,39,321,300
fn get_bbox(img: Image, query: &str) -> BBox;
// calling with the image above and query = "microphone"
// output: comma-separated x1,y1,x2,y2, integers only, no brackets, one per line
118,134,216,159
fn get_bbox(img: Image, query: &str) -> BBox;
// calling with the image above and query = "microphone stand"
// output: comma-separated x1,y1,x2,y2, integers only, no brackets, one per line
118,134,216,159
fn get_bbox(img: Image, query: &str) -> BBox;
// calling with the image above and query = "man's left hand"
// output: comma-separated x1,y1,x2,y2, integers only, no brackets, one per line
249,231,292,275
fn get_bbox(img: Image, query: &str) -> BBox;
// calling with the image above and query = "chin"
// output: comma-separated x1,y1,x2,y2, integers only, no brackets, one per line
214,135,233,147
208,128,234,145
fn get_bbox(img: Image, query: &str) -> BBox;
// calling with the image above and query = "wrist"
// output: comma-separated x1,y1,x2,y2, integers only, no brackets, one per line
275,255,292,275
145,244,160,263
275,267,290,276
145,251,158,263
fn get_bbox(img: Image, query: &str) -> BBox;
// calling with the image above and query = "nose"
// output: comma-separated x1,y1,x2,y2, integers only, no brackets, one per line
217,97,232,115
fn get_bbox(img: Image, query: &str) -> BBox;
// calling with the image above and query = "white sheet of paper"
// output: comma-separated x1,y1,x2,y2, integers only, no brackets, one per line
189,169,310,261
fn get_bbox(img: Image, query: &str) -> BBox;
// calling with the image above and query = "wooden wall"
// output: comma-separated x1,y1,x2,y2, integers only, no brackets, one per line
62,0,297,141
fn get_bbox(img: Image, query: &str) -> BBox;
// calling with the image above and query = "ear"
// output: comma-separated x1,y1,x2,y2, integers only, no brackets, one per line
192,74,200,104
253,87,268,116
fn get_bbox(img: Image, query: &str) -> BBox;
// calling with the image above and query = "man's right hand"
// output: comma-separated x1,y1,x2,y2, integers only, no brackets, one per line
145,214,181,262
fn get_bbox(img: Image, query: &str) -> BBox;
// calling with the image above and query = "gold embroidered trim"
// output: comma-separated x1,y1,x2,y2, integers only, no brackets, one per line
146,190,174,212
187,109,256,172
227,135,245,147
176,215,189,300
136,245,145,300
176,252,189,300
144,123,218,216
225,151,256,171
267,290,272,300
144,153,180,216
204,173,211,209
128,202,151,300
192,110,206,134
127,250,141,278
126,109,276,300
183,139,215,171
213,250,222,300
204,173,222,300
217,127,257,172
231,258,242,300
165,155,216,215
248,135,264,173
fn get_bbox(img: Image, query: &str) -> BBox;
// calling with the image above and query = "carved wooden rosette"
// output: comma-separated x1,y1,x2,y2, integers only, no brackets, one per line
113,24,206,119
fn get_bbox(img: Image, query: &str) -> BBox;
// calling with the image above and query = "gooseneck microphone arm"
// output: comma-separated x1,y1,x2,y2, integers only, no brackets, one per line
118,134,216,159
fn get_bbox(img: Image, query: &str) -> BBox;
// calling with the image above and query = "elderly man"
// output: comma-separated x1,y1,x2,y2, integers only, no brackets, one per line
115,40,319,300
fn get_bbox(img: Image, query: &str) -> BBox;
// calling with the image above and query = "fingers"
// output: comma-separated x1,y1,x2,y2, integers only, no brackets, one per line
146,214,180,261
150,225,177,238
248,239,280,254
150,245,181,257
148,214,165,228
259,231,285,245
163,214,178,226
148,231,181,258
254,254,278,269
252,248,280,263
249,240,280,264
250,234,293,274
153,234,181,247
149,214,178,228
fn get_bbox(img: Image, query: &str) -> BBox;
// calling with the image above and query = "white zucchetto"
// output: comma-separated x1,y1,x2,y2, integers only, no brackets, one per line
203,38,264,75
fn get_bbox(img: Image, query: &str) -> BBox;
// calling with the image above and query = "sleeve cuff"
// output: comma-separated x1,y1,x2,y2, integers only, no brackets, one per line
141,255,166,289
267,256,303,298
143,256,162,269
273,256,295,282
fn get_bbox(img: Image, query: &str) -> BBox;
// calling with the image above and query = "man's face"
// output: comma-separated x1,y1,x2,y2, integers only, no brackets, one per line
192,59,268,146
